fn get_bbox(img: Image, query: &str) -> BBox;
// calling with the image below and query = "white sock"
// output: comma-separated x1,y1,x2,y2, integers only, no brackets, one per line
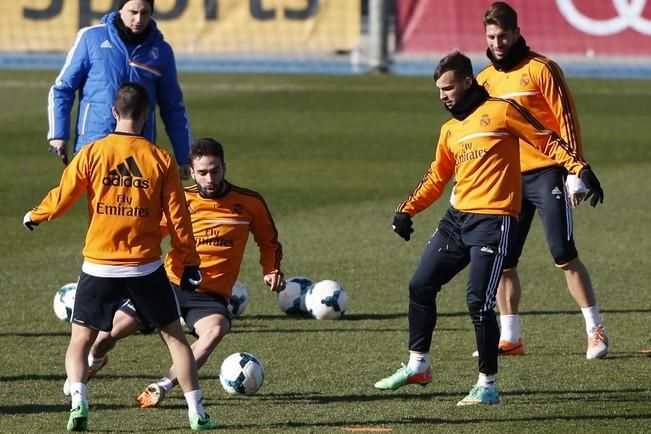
184,389,205,418
477,373,496,390
499,314,521,342
407,352,430,373
88,355,105,370
581,305,602,335
157,377,175,392
70,382,88,408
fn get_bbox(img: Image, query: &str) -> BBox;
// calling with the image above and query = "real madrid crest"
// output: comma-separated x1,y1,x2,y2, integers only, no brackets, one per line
480,114,490,127
150,47,159,60
520,73,530,86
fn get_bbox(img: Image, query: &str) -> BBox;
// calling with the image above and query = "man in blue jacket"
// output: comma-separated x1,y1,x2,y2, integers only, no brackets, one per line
47,0,192,178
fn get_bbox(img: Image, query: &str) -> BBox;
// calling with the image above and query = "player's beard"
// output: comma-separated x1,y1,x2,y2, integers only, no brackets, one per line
197,180,225,199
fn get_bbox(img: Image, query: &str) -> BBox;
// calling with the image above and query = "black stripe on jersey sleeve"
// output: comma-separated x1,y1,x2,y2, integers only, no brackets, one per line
396,167,434,214
528,52,580,152
230,185,283,270
501,97,586,165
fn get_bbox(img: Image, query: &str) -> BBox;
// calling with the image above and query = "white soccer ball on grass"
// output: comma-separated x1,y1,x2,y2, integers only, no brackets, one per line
305,279,348,320
277,276,314,316
219,352,265,395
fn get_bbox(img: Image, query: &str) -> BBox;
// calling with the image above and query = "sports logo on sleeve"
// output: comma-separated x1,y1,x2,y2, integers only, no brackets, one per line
102,156,150,188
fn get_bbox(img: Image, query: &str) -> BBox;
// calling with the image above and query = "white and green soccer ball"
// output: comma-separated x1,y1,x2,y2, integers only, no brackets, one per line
305,279,348,320
219,352,264,395
228,280,248,317
53,282,77,322
277,276,313,316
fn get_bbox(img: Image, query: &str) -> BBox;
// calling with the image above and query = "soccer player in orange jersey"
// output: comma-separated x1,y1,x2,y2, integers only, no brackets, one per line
373,52,603,405
68,137,284,408
23,82,215,431
477,2,608,359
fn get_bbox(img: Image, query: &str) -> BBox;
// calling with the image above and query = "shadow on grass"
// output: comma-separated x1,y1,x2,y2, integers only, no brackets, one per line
78,411,651,433
524,350,648,359
504,387,650,398
232,326,465,334
0,331,70,337
230,412,651,430
520,308,651,316
0,402,129,414
0,374,66,382
239,306,651,322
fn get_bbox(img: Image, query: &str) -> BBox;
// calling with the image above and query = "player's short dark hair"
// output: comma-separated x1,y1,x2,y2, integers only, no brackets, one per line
114,82,149,121
119,0,155,11
190,138,225,163
484,1,518,31
433,51,474,82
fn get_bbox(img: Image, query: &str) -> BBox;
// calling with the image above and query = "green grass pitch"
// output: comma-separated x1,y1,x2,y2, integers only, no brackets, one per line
0,70,649,433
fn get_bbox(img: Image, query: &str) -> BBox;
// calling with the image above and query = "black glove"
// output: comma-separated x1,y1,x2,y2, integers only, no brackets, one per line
23,211,39,231
180,266,202,292
579,167,604,207
392,212,414,241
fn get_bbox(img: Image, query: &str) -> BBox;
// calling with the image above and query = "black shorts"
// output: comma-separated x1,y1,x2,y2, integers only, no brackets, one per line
119,299,157,335
120,283,231,333
72,266,180,332
503,166,578,268
172,284,232,331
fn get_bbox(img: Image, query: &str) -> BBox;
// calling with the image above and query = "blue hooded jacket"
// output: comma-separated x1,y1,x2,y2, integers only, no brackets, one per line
47,12,191,164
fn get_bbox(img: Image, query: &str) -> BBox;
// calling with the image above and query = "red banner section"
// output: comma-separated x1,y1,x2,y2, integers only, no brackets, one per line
396,0,651,56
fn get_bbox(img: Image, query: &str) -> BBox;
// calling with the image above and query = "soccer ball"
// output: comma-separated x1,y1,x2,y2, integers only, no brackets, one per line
228,280,248,317
219,352,264,395
277,276,313,316
305,280,348,320
53,282,77,322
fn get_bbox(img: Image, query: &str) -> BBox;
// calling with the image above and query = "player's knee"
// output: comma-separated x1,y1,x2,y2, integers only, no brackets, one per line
551,247,578,268
201,326,227,346
467,305,496,325
408,278,438,304
556,256,579,270
195,317,230,347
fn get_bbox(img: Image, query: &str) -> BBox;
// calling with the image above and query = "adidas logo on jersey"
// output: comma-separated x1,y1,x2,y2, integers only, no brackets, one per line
480,246,494,254
102,156,150,189
100,40,112,49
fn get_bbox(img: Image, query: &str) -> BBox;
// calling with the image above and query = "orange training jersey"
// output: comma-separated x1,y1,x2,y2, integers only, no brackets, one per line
397,98,587,218
477,51,584,173
163,183,283,299
30,133,198,267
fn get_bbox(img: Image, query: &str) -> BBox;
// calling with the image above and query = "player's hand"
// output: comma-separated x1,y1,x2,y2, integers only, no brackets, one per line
579,167,604,207
392,212,414,241
49,139,69,166
180,266,202,291
22,211,38,231
179,163,191,180
264,272,285,292
565,174,587,208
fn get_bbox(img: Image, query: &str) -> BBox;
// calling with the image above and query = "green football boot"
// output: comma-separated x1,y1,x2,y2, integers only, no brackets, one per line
66,403,88,431
190,413,217,431
374,363,432,390
456,384,500,406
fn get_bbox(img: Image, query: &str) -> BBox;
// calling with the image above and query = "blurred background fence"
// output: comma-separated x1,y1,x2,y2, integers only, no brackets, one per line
1,0,650,78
